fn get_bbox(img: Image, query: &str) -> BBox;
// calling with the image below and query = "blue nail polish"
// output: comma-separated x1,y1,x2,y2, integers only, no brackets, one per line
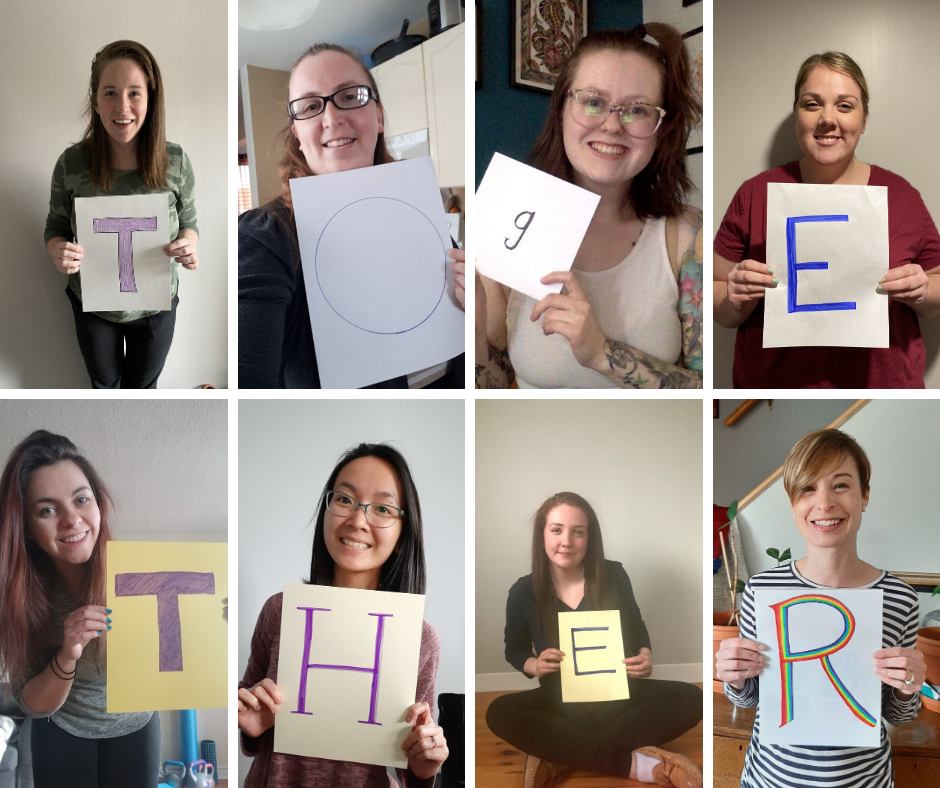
106,625,112,631
106,617,112,623
105,608,112,614
97,630,102,635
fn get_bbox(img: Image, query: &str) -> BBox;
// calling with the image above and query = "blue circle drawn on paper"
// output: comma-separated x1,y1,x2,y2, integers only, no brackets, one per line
314,196,447,335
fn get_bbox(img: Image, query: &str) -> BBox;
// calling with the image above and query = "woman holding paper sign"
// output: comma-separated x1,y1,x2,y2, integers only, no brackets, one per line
0,430,159,786
238,43,464,389
486,492,703,787
238,444,448,786
714,51,940,387
44,39,198,389
715,429,925,786
475,24,703,389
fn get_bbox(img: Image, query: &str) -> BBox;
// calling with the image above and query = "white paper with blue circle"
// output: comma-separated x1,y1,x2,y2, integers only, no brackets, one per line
290,157,463,388
763,182,888,348
475,153,600,301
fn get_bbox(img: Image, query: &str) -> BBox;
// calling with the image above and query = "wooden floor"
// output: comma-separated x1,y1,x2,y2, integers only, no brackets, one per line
476,689,703,787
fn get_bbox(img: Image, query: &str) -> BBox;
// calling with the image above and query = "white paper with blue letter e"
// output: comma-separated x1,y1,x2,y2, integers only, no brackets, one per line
290,156,464,388
763,183,888,348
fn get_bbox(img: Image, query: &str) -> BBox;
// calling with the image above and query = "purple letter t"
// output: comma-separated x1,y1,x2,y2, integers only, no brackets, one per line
92,216,158,293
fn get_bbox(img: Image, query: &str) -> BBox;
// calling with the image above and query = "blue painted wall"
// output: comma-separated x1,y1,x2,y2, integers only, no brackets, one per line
474,0,643,186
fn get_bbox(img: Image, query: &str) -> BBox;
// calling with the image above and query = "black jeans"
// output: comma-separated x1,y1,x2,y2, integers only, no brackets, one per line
67,288,178,389
486,678,702,777
30,713,160,788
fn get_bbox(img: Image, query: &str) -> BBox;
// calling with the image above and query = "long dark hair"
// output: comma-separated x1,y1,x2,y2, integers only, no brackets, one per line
82,39,168,192
0,431,114,680
278,43,394,213
307,443,425,594
529,23,699,219
531,492,605,639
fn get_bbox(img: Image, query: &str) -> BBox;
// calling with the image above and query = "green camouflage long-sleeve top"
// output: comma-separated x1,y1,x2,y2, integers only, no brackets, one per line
44,141,198,323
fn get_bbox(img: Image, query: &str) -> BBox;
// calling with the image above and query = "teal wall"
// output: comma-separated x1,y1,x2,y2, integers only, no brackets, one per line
474,0,643,186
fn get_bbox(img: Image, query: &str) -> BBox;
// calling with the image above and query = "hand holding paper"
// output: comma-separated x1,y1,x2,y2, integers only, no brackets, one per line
531,270,607,371
401,701,448,779
237,677,283,739
873,645,927,693
877,263,929,309
623,646,653,678
48,239,85,275
725,258,777,314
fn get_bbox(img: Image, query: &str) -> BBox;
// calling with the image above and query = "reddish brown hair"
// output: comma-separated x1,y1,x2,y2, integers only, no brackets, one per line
529,23,700,219
531,492,606,639
0,431,114,681
278,43,394,212
82,40,168,192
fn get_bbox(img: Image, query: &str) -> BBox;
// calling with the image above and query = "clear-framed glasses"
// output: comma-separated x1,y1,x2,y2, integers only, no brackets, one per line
567,89,666,138
325,489,403,527
288,85,376,121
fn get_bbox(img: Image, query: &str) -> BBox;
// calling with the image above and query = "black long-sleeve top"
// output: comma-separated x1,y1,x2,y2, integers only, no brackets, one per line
503,560,651,689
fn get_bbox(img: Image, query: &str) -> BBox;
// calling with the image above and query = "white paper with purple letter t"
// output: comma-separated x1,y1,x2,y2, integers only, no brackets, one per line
274,583,425,767
75,193,171,311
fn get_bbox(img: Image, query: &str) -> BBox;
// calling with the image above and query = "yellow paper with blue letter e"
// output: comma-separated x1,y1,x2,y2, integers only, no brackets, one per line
763,182,888,349
558,610,629,703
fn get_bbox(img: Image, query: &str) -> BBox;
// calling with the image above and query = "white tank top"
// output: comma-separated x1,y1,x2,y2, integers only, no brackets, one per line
507,217,685,389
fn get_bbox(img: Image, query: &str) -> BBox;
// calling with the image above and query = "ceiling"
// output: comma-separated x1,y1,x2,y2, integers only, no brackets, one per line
238,0,432,71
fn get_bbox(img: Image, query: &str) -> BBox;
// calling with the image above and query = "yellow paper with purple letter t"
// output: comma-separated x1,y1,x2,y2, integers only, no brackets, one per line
559,610,629,703
106,541,227,712
274,583,425,768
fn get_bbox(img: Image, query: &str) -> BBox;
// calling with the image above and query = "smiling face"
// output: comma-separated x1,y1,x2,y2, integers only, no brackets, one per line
562,48,663,195
542,503,589,571
95,58,149,153
26,460,101,574
794,66,866,171
324,455,403,589
289,50,384,175
789,453,869,553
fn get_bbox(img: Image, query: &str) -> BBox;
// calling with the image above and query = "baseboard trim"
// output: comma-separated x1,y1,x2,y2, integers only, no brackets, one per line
476,662,702,692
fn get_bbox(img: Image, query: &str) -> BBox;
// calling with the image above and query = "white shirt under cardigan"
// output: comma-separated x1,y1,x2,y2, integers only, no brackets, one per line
506,216,692,388
726,563,921,788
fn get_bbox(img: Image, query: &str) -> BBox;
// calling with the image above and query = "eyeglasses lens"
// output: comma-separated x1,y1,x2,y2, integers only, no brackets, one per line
574,95,660,138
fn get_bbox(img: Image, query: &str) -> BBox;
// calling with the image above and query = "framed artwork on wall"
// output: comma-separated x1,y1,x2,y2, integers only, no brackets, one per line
511,0,587,93
683,25,703,154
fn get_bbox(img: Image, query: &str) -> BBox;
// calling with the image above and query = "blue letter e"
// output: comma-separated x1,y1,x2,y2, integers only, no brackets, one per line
786,215,855,314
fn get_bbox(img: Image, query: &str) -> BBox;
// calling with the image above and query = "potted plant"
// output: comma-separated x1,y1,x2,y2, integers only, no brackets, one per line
916,584,940,713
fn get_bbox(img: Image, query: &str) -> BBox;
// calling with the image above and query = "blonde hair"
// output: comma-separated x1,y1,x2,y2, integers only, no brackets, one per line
793,51,870,117
782,428,871,501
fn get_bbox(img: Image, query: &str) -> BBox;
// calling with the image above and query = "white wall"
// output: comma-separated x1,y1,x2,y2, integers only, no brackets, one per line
0,398,229,775
238,399,465,778
0,0,227,389
713,0,940,387
476,399,702,685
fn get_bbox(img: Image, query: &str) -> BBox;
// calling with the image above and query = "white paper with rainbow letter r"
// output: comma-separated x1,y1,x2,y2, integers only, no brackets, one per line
755,587,882,746
763,182,888,348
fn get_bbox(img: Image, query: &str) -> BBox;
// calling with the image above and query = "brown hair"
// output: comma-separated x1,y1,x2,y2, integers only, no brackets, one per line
82,40,168,192
782,428,872,501
278,43,394,212
529,23,700,220
0,431,114,681
531,492,606,639
793,52,870,117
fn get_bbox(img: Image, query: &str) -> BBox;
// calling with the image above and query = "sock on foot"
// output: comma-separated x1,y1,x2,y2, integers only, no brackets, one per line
630,750,662,783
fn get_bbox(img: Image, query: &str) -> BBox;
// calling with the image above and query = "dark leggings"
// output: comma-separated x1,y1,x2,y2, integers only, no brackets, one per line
486,678,702,778
30,713,160,788
67,287,178,388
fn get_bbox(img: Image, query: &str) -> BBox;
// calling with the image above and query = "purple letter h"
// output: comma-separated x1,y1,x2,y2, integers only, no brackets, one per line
292,607,392,725
92,216,158,292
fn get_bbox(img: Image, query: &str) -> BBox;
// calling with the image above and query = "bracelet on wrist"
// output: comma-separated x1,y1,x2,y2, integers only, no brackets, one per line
50,653,76,681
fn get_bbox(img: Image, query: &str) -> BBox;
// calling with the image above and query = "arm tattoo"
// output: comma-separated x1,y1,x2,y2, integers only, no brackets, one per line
601,223,704,389
475,345,515,389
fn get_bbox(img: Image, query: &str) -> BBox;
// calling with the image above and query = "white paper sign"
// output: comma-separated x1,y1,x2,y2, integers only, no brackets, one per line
558,610,629,703
75,194,171,311
755,588,882,747
764,183,888,348
290,157,464,389
274,583,425,768
475,152,600,300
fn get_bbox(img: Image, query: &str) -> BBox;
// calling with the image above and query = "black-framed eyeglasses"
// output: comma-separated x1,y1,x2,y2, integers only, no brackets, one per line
288,85,376,121
567,89,666,138
325,489,403,527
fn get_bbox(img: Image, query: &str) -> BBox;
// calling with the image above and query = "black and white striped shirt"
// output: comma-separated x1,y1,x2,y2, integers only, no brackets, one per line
725,563,921,788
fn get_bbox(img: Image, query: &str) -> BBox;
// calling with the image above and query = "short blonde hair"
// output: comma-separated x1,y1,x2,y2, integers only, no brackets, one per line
782,428,871,501
793,51,870,117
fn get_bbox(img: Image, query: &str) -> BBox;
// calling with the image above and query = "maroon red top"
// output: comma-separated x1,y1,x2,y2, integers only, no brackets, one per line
240,592,440,788
715,161,940,388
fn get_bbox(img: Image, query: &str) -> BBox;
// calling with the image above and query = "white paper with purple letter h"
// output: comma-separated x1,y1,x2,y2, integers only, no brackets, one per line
763,182,888,348
75,193,171,311
274,583,425,768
